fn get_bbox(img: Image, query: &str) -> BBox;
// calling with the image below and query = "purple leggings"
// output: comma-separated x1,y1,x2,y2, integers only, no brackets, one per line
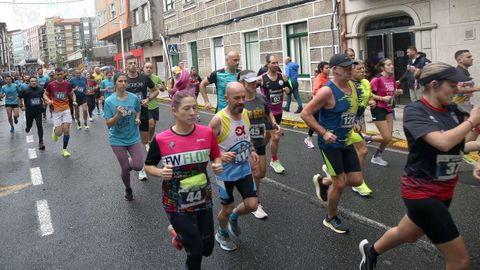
111,143,144,189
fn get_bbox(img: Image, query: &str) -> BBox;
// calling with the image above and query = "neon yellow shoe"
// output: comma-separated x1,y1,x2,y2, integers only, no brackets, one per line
269,160,285,174
352,181,372,196
463,154,476,165
62,149,71,157
51,127,58,142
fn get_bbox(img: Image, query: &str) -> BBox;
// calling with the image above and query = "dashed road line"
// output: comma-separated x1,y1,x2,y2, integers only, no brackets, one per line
28,148,37,159
36,200,54,237
26,135,34,143
30,167,43,186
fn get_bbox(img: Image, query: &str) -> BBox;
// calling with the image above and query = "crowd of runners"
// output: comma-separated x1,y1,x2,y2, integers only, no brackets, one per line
2,48,480,270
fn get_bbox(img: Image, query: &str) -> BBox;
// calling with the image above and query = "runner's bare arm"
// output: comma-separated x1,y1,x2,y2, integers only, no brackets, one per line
301,86,332,135
105,107,124,128
208,115,222,137
148,85,160,100
199,78,211,108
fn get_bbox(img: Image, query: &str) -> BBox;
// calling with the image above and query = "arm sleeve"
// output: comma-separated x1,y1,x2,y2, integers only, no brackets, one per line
403,105,440,140
209,129,221,160
145,138,162,166
207,71,217,84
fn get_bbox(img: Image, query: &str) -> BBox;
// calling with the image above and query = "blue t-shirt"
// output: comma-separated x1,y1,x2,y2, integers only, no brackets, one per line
1,84,20,105
104,92,141,146
21,83,29,91
100,78,115,99
285,62,299,83
69,77,88,96
37,75,49,88
207,68,240,112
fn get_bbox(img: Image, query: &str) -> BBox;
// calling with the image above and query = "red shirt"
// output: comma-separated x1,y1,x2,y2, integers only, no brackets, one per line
46,81,73,112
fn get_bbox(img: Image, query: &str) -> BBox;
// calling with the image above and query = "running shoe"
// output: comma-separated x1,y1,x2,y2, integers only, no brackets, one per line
38,142,45,150
145,143,150,152
228,215,241,237
352,181,372,196
252,203,268,219
51,127,58,142
84,124,89,130
304,136,315,149
323,215,349,234
313,174,329,202
371,155,388,166
463,154,476,165
25,127,30,133
139,168,148,181
125,188,133,201
270,160,285,174
363,134,373,144
62,149,71,157
215,232,237,251
89,117,93,122
14,116,18,124
77,123,82,130
10,126,14,133
167,224,183,251
294,108,303,114
359,239,377,270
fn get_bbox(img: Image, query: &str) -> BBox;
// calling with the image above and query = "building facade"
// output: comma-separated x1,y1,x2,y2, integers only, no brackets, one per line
26,25,41,59
11,30,27,67
163,0,338,96
41,17,81,67
96,0,136,71
0,23,9,72
345,0,480,101
130,0,165,76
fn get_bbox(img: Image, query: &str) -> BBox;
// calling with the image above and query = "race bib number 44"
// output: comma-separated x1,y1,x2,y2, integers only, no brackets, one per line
435,155,462,181
178,173,208,209
55,91,66,100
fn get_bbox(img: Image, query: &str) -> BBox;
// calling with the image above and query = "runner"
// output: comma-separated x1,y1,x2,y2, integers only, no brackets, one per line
0,75,21,132
305,61,329,149
358,62,477,270
20,75,30,90
18,77,45,149
93,67,105,115
239,70,280,219
189,67,202,122
99,70,115,100
103,73,143,201
37,68,50,121
368,58,403,166
260,54,290,174
208,82,259,251
301,53,363,234
44,68,76,157
144,90,223,270
350,61,374,196
86,71,98,122
69,69,89,129
199,51,241,112
124,55,159,181
143,62,164,145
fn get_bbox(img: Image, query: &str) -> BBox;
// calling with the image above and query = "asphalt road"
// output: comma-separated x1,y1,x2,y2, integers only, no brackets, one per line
1,103,479,269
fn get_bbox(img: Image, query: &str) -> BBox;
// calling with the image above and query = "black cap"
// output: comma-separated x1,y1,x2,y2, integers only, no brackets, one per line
329,53,358,67
418,66,471,86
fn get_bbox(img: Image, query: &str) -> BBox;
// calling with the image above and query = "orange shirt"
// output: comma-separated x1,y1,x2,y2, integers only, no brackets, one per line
46,81,73,112
312,73,328,96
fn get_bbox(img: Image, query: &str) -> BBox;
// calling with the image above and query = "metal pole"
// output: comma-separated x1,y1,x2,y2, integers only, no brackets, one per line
119,17,125,72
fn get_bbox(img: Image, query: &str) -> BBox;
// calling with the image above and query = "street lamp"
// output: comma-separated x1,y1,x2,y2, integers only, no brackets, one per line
110,17,126,71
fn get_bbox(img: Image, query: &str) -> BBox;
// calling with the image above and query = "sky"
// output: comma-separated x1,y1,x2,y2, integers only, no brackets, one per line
0,0,95,31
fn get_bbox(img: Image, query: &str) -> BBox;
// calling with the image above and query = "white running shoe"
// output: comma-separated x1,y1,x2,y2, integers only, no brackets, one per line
304,136,315,149
252,203,268,219
139,168,148,181
215,232,237,251
89,117,93,122
371,155,388,166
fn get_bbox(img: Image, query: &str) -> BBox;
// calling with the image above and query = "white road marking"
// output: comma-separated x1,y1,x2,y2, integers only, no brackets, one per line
26,135,34,143
30,167,43,186
28,148,37,159
36,200,54,237
262,176,436,253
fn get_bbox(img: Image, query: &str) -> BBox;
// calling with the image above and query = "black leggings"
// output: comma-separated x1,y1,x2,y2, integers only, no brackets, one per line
26,112,43,141
86,95,96,117
308,110,320,137
167,209,214,270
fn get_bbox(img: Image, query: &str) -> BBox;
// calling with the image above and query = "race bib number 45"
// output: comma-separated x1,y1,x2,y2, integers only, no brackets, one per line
178,173,208,209
435,154,462,181
250,123,266,139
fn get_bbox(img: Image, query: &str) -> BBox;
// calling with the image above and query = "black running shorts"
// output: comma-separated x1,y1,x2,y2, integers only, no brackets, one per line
149,107,159,121
371,107,390,122
216,174,257,205
320,145,361,177
403,198,459,244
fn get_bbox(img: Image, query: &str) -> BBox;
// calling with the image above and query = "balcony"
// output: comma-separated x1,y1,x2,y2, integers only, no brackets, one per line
132,20,153,45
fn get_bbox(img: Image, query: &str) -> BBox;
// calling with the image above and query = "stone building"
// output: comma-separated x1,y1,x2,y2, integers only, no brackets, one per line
0,23,10,71
163,0,339,97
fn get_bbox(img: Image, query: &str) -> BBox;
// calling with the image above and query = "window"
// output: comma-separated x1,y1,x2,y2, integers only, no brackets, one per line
165,0,174,11
244,31,260,71
184,0,195,5
286,22,309,77
189,42,198,70
212,37,224,70
109,3,116,20
133,9,140,26
98,10,106,25
119,0,125,14
142,4,149,22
